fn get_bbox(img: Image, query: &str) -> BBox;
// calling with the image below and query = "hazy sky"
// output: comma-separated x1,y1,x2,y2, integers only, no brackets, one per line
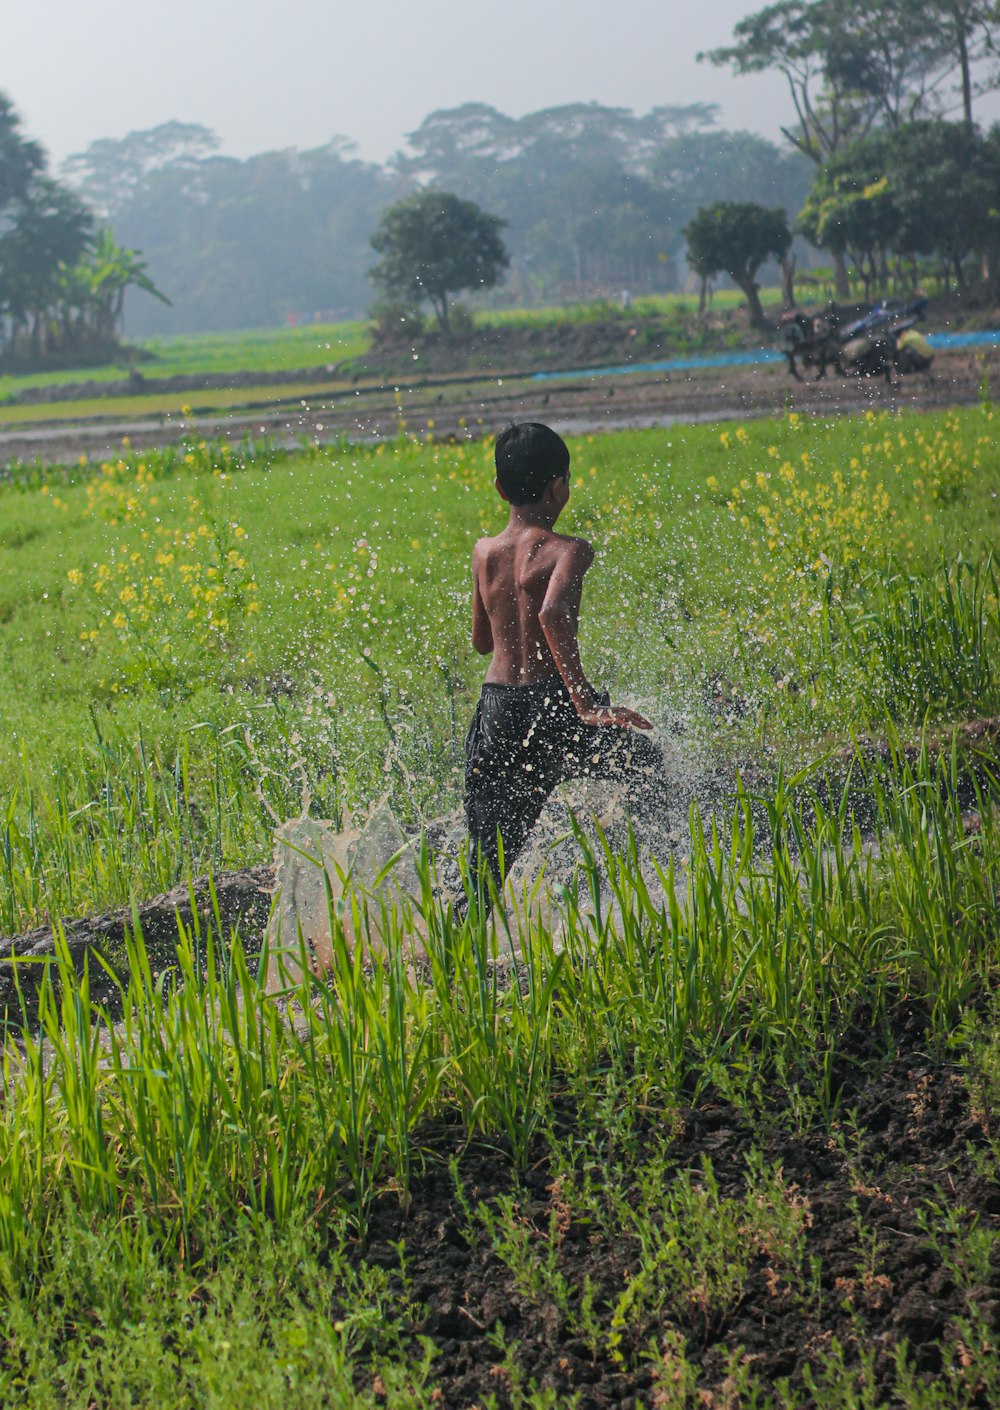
7,0,801,168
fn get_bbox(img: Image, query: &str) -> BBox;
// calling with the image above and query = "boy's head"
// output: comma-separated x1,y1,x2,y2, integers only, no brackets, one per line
494,422,570,505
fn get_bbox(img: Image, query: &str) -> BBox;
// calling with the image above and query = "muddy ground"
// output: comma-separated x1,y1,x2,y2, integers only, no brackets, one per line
362,1002,1000,1408
2,345,998,469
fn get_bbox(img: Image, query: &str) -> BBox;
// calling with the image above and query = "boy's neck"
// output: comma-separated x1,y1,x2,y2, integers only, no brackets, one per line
507,502,560,531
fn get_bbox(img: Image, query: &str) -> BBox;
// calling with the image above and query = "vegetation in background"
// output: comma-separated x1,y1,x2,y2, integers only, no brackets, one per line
702,0,1000,296
798,119,1000,299
369,189,509,333
59,104,813,336
683,201,793,326
0,94,166,369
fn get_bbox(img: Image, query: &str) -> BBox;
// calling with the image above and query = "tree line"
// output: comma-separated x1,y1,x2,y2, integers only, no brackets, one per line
694,0,1000,308
50,102,812,339
373,0,1000,340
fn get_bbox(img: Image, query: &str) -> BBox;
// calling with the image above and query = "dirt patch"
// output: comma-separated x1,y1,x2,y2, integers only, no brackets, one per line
0,866,273,1030
359,1003,1000,1407
362,312,732,380
4,341,999,472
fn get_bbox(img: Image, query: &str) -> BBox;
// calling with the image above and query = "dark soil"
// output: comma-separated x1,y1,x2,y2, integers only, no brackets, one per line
363,311,718,380
0,866,273,1030
359,1005,1000,1407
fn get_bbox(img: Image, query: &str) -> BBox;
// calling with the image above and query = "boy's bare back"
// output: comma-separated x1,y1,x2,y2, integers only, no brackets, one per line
471,521,649,732
472,524,591,686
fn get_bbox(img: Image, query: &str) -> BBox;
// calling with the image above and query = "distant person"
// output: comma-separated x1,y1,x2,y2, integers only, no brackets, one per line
463,422,666,906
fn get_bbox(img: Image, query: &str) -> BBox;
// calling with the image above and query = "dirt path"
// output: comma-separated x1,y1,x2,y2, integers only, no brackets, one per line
2,347,997,467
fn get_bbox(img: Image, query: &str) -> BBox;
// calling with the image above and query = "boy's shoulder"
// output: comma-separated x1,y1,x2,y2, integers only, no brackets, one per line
472,527,593,568
548,530,594,565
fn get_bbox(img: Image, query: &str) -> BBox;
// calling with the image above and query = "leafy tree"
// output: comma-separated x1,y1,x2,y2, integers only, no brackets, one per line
701,4,882,163
700,0,1000,292
370,190,508,331
0,176,92,357
684,202,792,329
81,228,170,342
0,93,172,365
796,133,900,298
0,93,45,216
798,118,1000,294
880,119,1000,285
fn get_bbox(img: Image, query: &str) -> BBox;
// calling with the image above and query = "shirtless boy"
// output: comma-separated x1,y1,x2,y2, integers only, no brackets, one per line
464,421,665,900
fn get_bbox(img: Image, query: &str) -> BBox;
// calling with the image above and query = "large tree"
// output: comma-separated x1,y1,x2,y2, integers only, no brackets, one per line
0,177,92,356
880,119,1000,285
700,0,1000,293
798,118,1000,294
684,202,792,330
369,190,508,332
796,133,900,299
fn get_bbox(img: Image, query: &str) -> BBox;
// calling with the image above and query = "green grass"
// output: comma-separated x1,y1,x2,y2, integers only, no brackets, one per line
2,403,1000,1404
0,320,371,403
0,407,998,931
473,285,783,327
1,743,999,1402
0,378,353,426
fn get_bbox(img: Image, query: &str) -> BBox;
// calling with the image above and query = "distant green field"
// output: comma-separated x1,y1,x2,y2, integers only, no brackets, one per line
0,289,792,405
477,286,784,326
0,320,371,402
0,379,351,426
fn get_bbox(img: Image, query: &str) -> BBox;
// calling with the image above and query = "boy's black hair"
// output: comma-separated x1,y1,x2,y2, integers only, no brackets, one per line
495,422,570,505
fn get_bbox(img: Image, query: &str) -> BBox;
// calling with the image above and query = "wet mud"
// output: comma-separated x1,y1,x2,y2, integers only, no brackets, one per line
2,345,998,469
0,866,273,1030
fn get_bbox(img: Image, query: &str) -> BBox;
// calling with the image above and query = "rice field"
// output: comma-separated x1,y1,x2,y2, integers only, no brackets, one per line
0,292,777,404
1,406,1000,1406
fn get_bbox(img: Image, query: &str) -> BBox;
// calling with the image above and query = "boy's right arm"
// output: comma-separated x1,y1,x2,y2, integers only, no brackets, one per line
538,539,651,731
471,546,493,655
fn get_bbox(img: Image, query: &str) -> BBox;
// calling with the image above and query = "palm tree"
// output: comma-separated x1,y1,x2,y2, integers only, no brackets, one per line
85,228,170,344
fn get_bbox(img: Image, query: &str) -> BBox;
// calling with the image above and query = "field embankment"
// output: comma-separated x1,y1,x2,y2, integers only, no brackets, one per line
1,344,999,471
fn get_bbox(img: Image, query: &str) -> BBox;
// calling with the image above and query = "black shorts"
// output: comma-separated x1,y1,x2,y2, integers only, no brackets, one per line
464,675,665,892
